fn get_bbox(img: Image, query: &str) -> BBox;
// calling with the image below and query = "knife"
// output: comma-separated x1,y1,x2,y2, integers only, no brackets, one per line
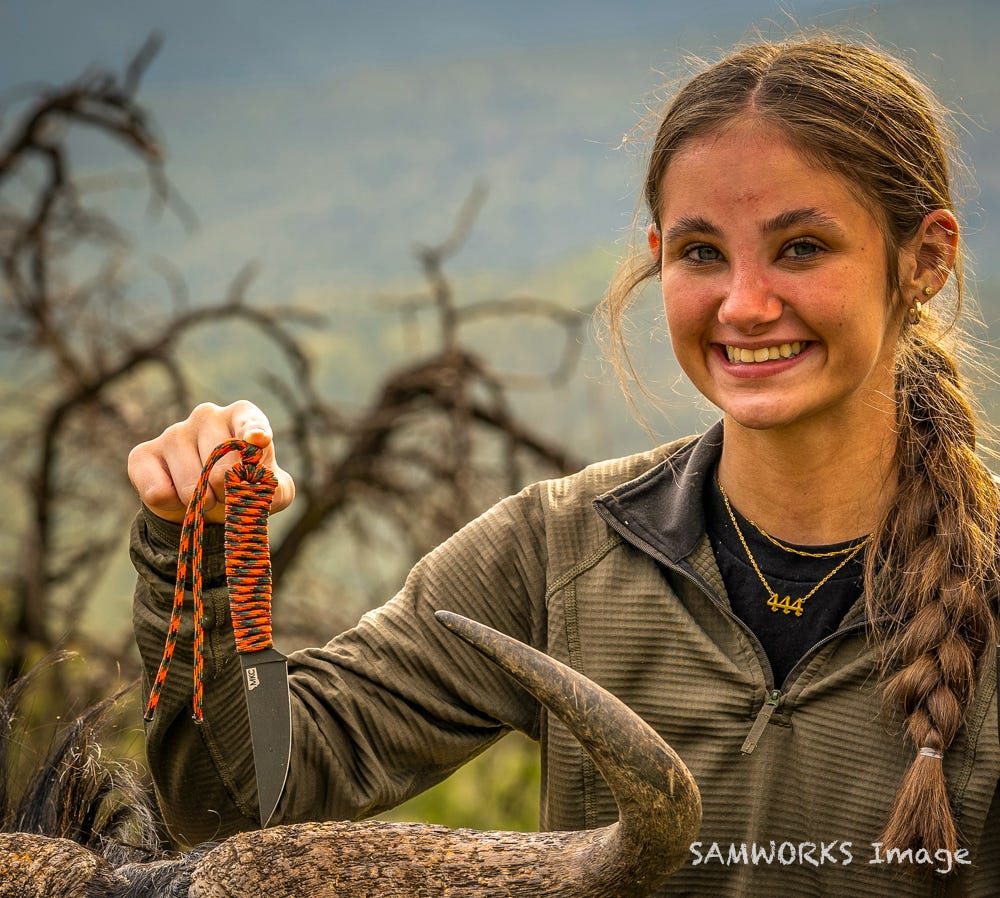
142,438,291,828
223,442,291,828
239,647,291,827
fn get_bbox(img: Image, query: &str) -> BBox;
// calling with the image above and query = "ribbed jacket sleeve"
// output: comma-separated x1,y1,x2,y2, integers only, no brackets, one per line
132,483,549,847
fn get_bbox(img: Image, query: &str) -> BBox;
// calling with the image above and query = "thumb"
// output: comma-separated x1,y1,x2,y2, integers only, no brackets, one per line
234,416,294,514
229,400,273,449
242,424,272,449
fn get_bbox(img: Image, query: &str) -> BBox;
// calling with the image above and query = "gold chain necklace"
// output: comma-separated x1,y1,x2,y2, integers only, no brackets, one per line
717,478,871,617
746,518,865,559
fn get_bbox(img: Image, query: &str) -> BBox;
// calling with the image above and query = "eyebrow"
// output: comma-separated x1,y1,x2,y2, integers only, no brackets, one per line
661,207,846,244
662,216,720,245
762,208,846,237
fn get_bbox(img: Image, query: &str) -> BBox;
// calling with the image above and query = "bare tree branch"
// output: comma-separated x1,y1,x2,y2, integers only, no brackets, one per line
1,40,588,704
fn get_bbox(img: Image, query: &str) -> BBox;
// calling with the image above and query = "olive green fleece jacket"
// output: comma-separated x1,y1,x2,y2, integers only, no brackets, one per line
132,424,999,896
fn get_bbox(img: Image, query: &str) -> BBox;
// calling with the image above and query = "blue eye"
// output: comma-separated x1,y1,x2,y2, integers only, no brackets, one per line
783,240,821,258
685,244,722,262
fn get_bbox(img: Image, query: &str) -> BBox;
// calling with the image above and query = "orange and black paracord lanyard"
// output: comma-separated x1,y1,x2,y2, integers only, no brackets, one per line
144,439,278,722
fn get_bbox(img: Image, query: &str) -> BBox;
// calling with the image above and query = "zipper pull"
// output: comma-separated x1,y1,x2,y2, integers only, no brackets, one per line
741,689,782,755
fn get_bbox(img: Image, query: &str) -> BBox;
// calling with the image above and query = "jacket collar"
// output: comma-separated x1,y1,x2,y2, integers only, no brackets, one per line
594,421,724,565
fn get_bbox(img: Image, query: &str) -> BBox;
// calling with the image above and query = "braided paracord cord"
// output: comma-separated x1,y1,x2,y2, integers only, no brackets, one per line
144,439,278,723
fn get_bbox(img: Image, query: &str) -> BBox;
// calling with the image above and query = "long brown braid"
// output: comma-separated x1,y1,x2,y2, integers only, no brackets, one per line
869,324,999,852
598,37,1000,857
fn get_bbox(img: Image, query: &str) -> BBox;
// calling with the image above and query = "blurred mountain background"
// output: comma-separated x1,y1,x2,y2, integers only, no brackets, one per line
6,0,998,452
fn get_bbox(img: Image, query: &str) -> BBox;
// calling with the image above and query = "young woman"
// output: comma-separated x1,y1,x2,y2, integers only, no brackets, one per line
129,37,999,894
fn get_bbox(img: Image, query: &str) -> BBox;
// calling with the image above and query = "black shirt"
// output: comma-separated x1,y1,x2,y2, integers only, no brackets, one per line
704,466,865,686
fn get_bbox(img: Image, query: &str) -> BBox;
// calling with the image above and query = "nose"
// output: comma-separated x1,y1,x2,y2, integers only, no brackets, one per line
717,264,783,333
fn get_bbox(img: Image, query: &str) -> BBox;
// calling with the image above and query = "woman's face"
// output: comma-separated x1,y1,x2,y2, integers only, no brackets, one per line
649,120,905,438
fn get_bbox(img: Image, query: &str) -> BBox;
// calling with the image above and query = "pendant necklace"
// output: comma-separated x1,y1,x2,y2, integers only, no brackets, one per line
717,477,871,617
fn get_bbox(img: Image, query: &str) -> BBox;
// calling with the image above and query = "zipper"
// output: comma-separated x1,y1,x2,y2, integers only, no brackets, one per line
780,618,867,685
593,501,870,751
741,616,868,755
594,502,781,684
742,689,783,754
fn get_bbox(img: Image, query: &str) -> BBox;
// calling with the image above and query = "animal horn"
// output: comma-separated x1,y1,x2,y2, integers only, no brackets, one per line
435,610,701,890
186,613,700,897
0,616,700,897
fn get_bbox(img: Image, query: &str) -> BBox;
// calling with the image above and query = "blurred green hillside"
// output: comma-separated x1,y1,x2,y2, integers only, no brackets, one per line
163,0,1000,458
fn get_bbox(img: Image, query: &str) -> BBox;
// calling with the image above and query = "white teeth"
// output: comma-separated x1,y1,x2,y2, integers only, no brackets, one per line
726,341,804,364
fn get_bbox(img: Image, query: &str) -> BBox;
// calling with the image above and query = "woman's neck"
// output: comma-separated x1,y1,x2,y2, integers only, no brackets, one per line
716,415,898,546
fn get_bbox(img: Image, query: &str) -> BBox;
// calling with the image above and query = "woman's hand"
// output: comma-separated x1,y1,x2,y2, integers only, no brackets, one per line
128,401,295,524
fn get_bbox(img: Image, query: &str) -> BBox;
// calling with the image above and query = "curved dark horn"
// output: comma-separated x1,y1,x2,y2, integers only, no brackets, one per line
186,613,700,897
435,610,702,889
0,616,700,896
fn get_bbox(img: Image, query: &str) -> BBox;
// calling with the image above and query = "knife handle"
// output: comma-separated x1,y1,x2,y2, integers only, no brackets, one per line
145,439,278,723
225,451,279,655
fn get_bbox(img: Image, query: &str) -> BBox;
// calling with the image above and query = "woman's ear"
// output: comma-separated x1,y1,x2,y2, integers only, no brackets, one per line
900,209,959,299
647,223,661,262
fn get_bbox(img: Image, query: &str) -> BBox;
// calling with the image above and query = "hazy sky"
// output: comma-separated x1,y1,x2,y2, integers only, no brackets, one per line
5,1,836,86
3,1,997,309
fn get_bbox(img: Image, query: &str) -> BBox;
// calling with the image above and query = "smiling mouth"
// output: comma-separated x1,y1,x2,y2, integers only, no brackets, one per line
725,341,806,364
